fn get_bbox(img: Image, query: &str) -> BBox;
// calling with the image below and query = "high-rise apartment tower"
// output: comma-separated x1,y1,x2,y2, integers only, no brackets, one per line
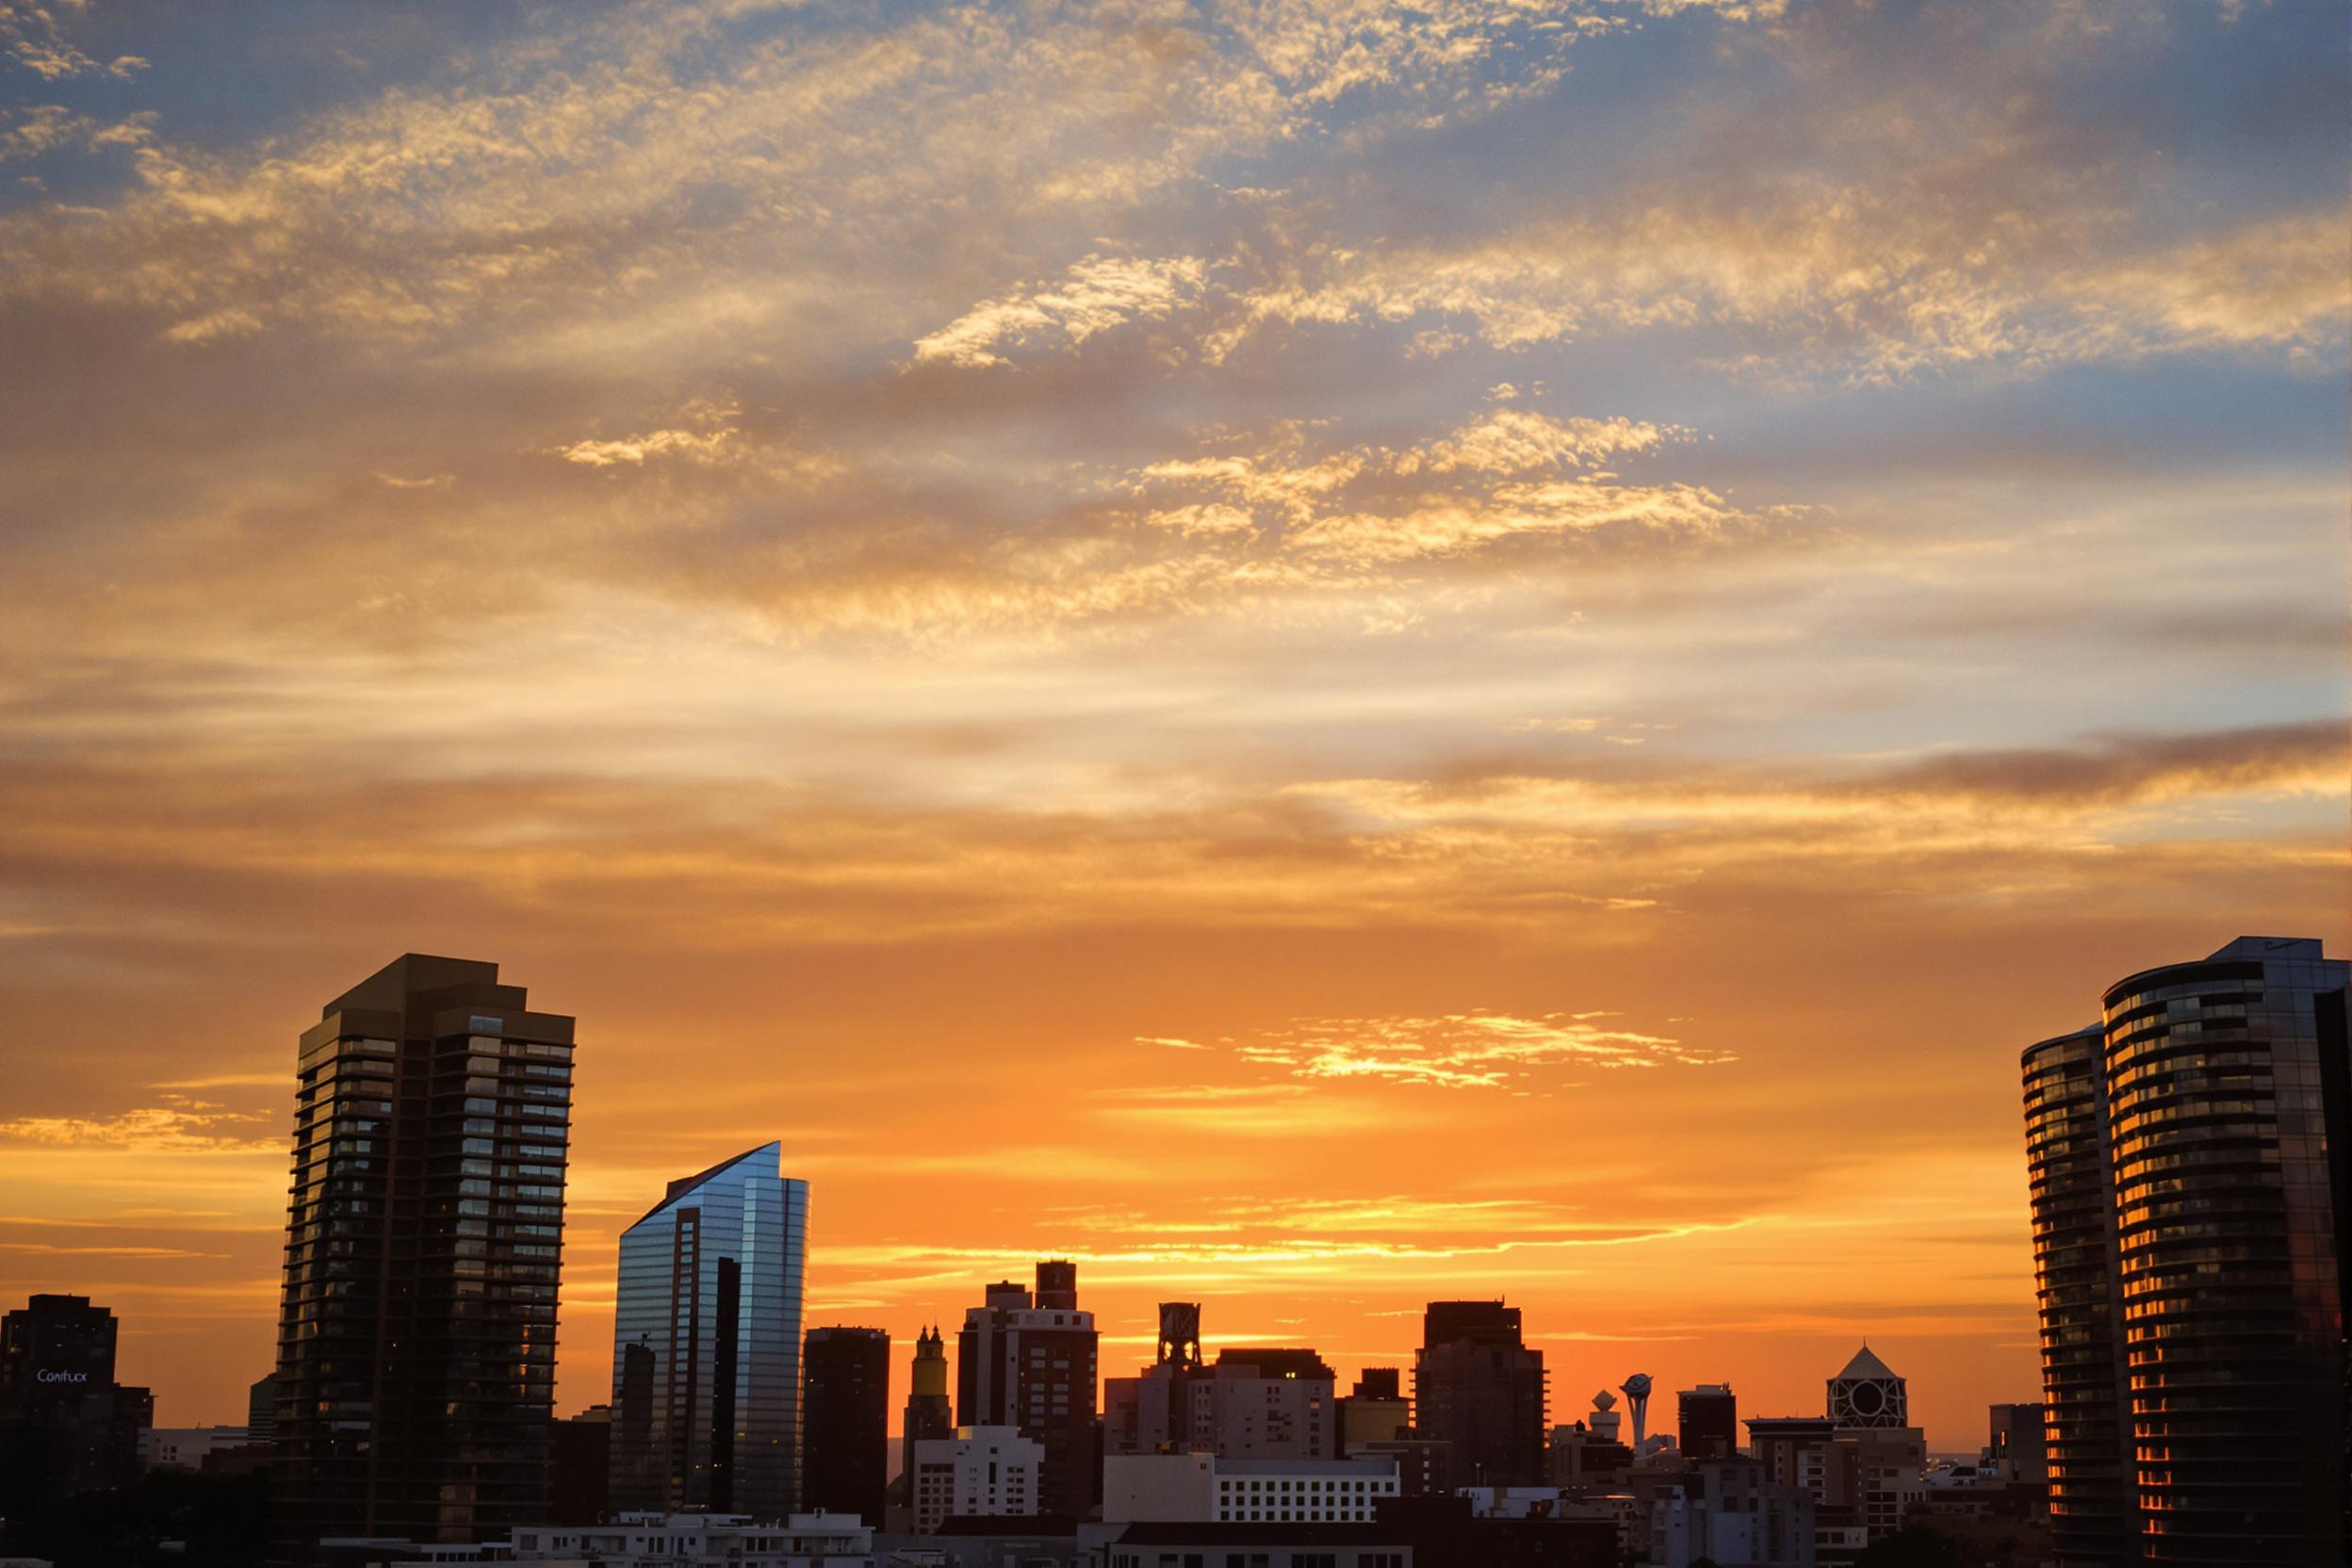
270,954,573,1559
1413,1300,1546,1489
956,1261,1100,1519
2022,936,2350,1566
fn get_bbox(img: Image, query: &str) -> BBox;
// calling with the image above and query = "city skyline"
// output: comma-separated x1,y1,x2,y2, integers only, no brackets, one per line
5,933,2345,1457
1,0,2345,1484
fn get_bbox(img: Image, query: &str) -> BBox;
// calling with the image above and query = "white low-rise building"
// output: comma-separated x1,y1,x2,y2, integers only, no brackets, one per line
1102,1453,1398,1525
909,1425,1044,1533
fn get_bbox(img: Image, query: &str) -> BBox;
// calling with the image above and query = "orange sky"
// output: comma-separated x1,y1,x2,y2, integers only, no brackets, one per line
0,0,2345,1458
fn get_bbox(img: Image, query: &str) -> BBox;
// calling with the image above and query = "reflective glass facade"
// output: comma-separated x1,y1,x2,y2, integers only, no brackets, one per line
2100,940,2347,1565
2026,938,2349,1567
610,1143,807,1520
2021,1024,2136,1565
272,955,573,1560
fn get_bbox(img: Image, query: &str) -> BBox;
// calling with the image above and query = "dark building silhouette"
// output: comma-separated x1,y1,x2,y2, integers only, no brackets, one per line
803,1326,890,1524
246,1370,281,1445
270,954,574,1560
1677,1382,1738,1459
1376,1493,1620,1567
902,1325,954,1494
1106,1315,1338,1461
1413,1300,1545,1489
2022,1022,2135,1564
548,1406,611,1526
956,1261,1101,1519
0,1293,153,1514
608,1144,807,1518
2023,936,2351,1567
1361,1435,1453,1496
1987,1401,2047,1484
1745,1413,1836,1493
1103,1302,1207,1458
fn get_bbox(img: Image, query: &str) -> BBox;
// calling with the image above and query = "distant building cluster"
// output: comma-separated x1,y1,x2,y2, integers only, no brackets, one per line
4,936,2344,1568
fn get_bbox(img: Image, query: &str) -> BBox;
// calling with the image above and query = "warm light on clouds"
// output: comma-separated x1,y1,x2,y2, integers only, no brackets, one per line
0,0,2342,1450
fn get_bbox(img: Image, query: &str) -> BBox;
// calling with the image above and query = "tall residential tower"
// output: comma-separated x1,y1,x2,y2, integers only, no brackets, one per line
2022,936,2350,1566
270,954,574,1558
2022,1021,2135,1564
956,1261,1100,1519
1413,1300,1546,1489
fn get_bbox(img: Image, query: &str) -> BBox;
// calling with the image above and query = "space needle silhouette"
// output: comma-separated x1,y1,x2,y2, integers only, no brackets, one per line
1620,1372,1653,1447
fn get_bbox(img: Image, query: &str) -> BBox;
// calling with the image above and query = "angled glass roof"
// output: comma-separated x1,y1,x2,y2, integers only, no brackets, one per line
626,1141,782,1229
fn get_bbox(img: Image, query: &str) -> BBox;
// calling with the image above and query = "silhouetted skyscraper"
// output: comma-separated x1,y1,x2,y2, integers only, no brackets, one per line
956,1261,1100,1518
0,1293,152,1514
2023,1021,2135,1564
2024,936,2351,1567
1413,1300,1545,1489
547,1406,611,1526
271,955,573,1560
609,1143,807,1518
803,1326,890,1525
902,1326,953,1498
1678,1383,1738,1459
246,1371,280,1446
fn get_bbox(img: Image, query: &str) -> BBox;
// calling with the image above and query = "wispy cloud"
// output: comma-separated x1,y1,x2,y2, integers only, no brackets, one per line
914,254,1209,368
0,1101,278,1152
1253,1011,1735,1089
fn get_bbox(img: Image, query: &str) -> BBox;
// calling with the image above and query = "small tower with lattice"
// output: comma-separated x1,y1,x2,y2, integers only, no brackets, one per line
1827,1344,1907,1429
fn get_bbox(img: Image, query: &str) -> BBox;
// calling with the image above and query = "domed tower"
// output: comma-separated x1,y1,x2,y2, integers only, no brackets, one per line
1827,1345,1907,1429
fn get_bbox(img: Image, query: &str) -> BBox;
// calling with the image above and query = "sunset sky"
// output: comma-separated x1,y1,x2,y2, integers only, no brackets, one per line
1,0,2344,1456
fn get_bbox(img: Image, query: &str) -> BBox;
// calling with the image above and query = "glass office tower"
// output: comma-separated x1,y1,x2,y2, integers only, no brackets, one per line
272,955,573,1560
610,1144,808,1519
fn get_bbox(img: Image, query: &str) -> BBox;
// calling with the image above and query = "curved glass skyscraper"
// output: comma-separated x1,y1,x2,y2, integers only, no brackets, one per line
2021,1023,2134,1565
2022,936,2350,1567
610,1143,808,1519
2103,939,2347,1565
